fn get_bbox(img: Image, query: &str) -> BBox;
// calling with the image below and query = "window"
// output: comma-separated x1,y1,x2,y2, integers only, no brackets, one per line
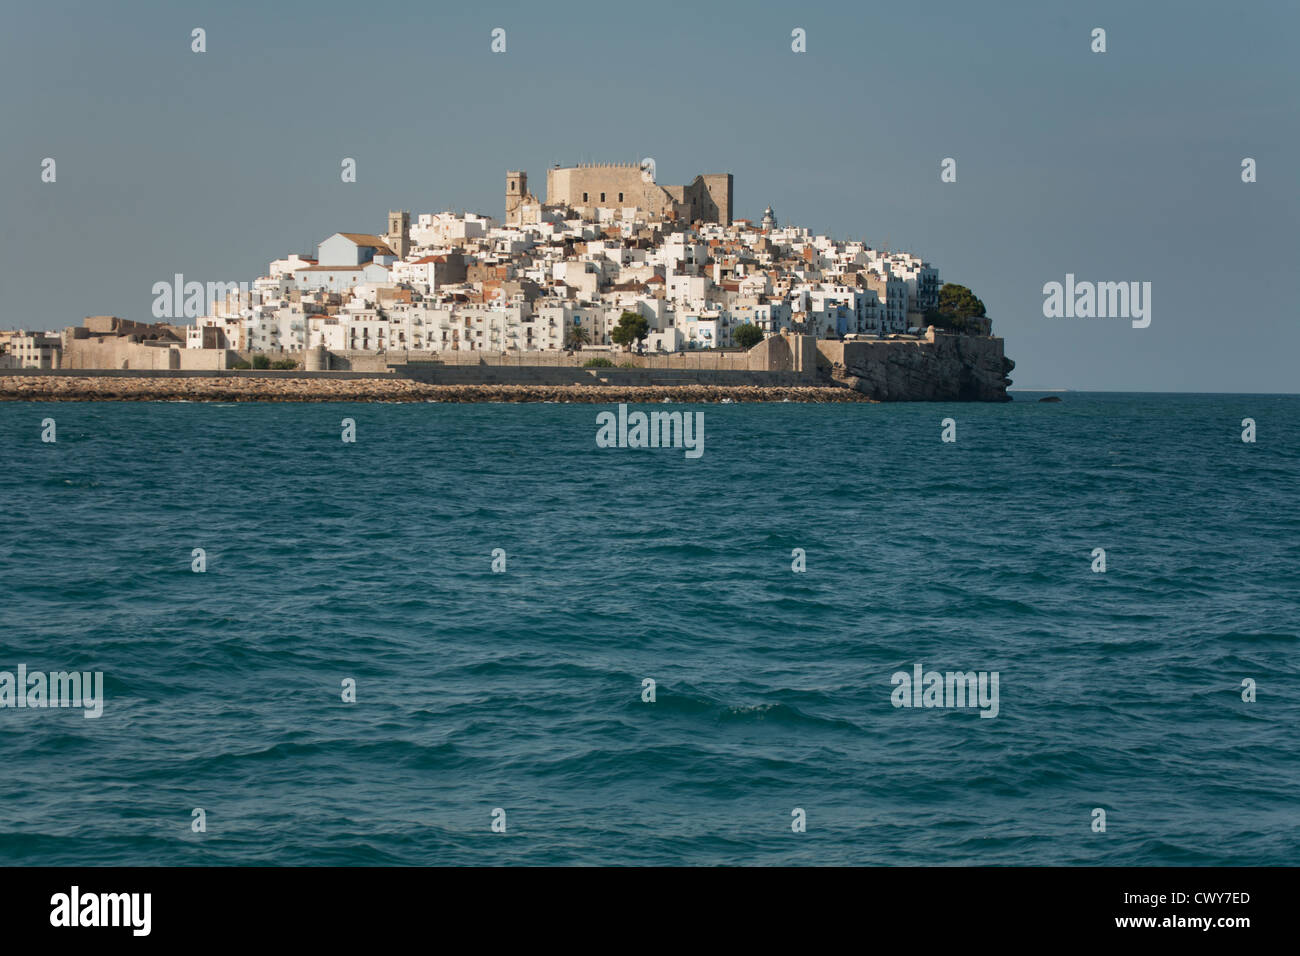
583,192,589,202
618,193,623,202
600,193,605,202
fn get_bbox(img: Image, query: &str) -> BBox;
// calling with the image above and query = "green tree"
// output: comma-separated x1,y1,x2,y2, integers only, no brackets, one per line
928,284,989,335
733,323,765,349
937,283,986,319
251,354,272,369
610,310,650,350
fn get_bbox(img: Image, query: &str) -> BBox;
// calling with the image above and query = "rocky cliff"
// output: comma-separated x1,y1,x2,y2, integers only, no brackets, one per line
817,332,1014,402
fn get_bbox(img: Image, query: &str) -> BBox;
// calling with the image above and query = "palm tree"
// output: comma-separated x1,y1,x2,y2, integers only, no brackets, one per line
564,324,591,352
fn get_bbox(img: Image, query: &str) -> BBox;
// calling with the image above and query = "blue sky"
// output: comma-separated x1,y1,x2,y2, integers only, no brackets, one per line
2,0,1296,391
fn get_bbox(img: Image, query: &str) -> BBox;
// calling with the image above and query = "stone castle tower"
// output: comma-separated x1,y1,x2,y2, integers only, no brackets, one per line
386,210,410,258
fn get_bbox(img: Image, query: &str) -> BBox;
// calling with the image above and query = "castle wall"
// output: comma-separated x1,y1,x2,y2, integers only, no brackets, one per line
535,164,729,224
60,335,234,371
546,164,672,219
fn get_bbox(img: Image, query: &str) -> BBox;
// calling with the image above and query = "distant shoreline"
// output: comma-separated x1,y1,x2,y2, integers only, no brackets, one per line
0,375,871,404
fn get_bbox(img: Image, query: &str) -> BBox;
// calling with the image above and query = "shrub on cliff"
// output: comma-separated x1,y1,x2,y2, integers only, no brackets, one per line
230,360,252,370
583,357,615,368
270,359,297,370
251,354,272,369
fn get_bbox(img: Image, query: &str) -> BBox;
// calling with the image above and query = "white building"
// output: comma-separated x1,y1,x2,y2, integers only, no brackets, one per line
5,333,62,368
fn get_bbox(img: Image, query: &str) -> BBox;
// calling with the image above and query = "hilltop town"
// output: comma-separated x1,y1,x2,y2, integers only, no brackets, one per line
0,161,1013,401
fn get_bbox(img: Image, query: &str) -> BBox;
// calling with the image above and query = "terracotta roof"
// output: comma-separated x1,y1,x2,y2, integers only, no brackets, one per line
334,233,396,256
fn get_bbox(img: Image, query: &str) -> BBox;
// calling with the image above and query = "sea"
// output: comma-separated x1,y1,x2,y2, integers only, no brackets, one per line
0,392,1296,866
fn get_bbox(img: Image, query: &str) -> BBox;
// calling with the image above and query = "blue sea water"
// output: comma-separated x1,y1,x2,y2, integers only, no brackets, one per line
0,392,1297,866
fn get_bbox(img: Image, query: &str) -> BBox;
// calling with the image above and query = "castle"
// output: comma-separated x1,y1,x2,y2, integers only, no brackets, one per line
506,162,732,227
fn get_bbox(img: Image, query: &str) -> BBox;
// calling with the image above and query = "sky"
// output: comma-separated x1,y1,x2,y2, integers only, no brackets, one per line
1,0,1296,391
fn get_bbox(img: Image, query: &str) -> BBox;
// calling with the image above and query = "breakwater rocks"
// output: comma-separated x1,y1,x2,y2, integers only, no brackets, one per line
0,375,871,404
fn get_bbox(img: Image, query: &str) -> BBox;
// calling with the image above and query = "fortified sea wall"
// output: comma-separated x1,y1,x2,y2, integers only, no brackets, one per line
383,332,1013,401
37,331,1013,401
59,334,233,371
320,332,819,376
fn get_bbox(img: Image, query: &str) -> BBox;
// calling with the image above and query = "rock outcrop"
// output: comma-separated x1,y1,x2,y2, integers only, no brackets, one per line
817,332,1014,402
